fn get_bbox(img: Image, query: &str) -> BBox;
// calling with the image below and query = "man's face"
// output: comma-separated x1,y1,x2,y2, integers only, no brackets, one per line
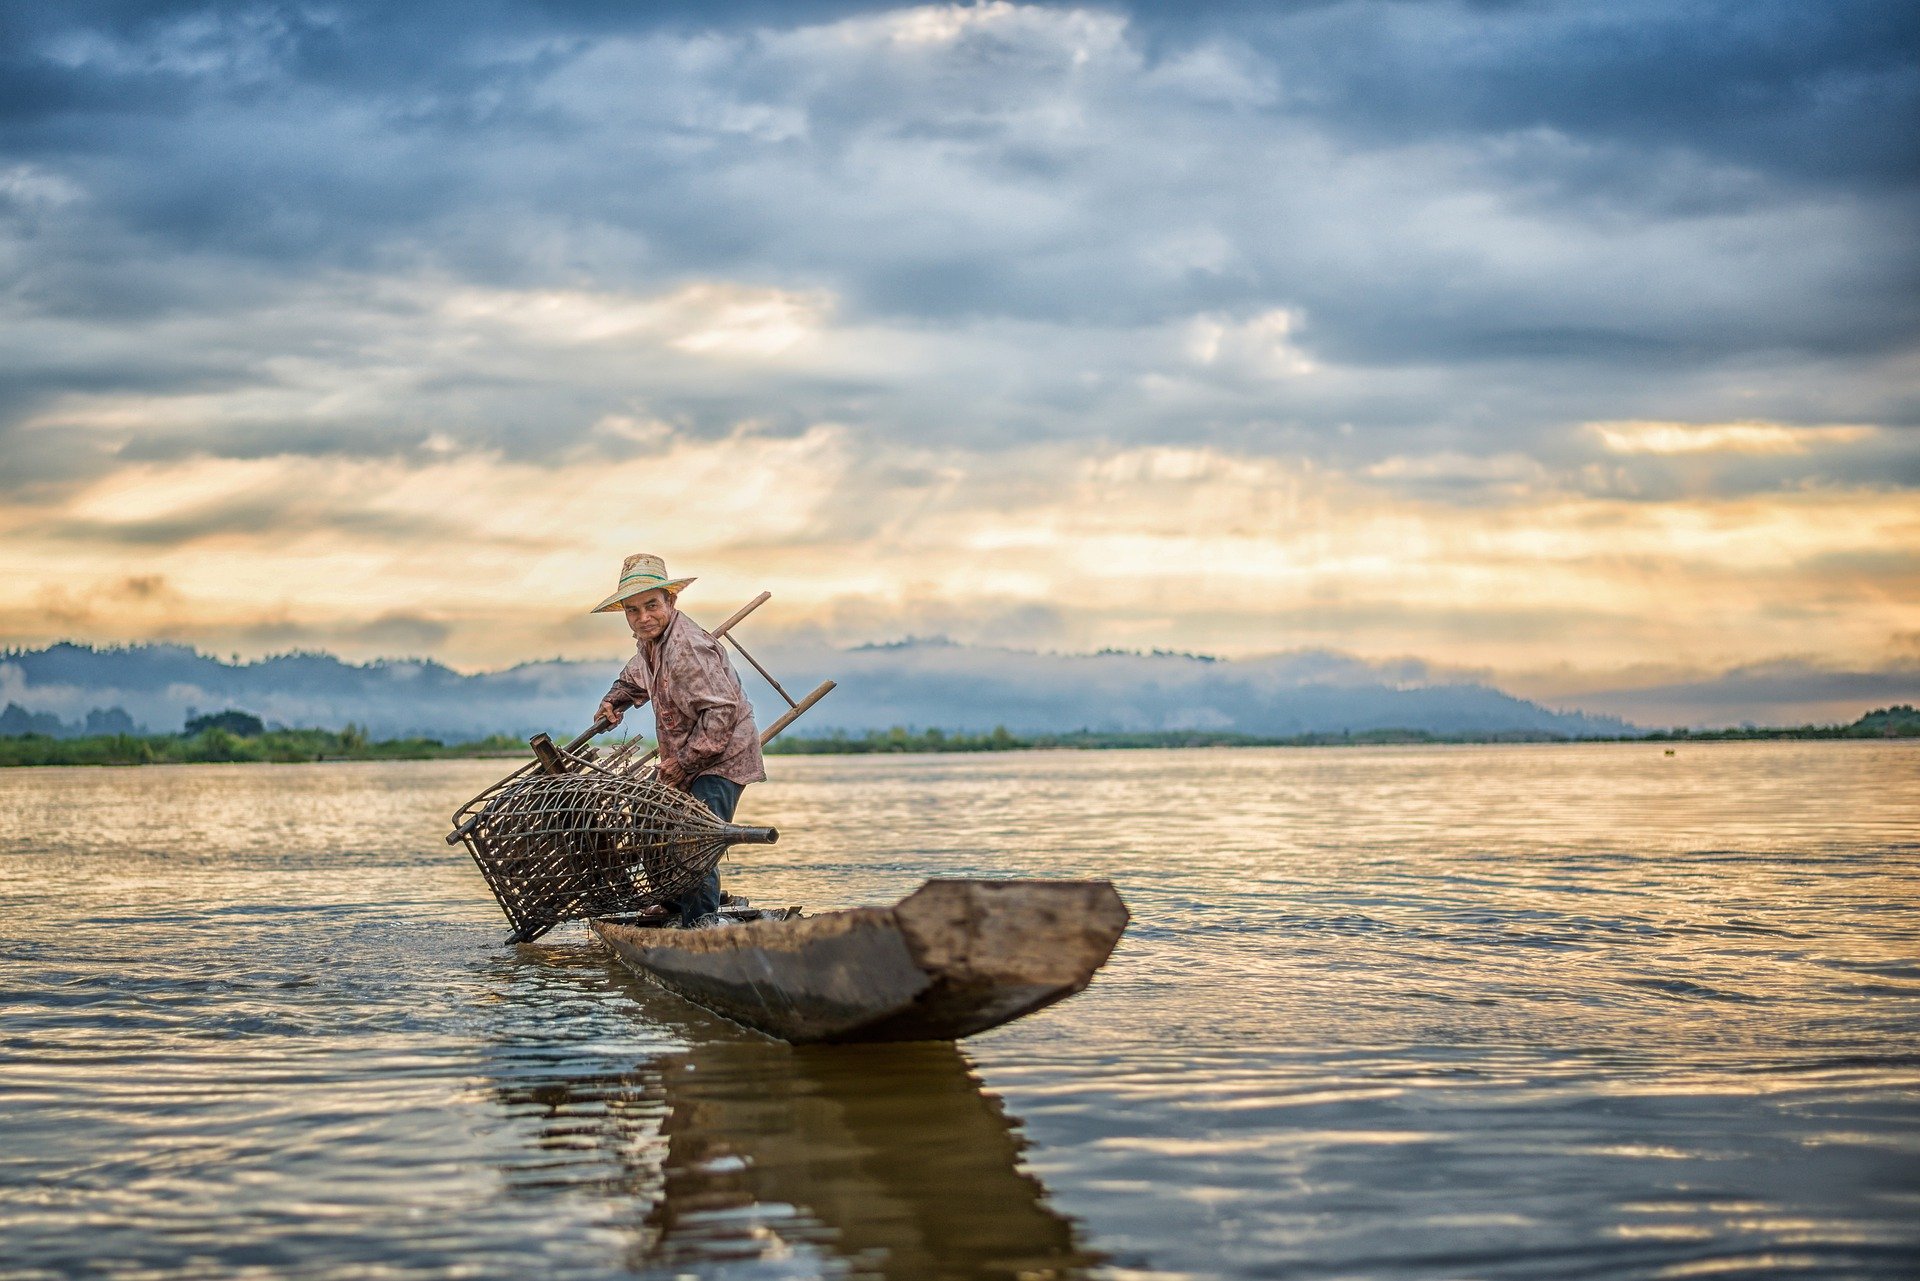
622,589,675,642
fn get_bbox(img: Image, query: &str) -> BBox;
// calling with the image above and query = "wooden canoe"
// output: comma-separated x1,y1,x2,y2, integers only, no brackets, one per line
589,878,1128,1044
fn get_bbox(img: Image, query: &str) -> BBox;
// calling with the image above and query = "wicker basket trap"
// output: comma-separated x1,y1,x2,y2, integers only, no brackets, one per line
451,751,777,942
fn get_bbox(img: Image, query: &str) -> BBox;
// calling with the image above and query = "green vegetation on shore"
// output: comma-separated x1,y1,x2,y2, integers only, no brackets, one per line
764,726,1577,753
1642,703,1920,741
1,705,1913,768
0,725,526,767
764,705,1920,754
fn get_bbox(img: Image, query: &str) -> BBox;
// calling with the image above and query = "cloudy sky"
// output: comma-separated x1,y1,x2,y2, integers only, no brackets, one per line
2,0,1915,718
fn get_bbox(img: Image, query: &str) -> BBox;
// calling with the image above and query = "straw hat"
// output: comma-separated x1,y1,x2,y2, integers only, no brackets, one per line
590,553,697,613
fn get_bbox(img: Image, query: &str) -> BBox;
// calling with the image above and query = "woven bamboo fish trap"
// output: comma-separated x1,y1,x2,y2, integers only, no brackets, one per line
451,749,777,942
447,592,834,943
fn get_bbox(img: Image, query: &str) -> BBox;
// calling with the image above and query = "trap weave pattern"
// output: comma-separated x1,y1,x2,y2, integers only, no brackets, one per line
452,751,776,941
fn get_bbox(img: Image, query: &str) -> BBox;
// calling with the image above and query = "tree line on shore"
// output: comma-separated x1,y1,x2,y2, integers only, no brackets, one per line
0,722,527,767
0,706,1913,767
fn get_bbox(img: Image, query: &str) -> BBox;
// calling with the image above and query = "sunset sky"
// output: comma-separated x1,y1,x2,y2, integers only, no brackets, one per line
2,1,1915,719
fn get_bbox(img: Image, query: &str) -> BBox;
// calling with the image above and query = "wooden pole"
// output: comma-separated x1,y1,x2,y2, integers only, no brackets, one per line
706,591,774,642
725,634,798,708
758,681,836,745
628,680,836,771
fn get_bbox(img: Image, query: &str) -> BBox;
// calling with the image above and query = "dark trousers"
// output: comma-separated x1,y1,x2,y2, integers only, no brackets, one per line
673,774,743,926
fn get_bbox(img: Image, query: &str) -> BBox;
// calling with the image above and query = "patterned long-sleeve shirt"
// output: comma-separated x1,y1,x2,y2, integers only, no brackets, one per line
603,610,765,786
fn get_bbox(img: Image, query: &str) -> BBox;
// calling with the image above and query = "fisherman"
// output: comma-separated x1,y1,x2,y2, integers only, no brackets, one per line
591,553,765,928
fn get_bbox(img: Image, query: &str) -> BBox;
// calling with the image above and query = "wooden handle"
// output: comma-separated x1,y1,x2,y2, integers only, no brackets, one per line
708,591,772,640
726,634,797,708
629,678,835,774
759,680,836,746
563,718,613,753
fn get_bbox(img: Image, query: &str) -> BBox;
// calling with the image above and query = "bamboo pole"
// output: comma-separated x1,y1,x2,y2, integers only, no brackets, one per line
757,681,836,744
725,634,798,708
625,681,835,770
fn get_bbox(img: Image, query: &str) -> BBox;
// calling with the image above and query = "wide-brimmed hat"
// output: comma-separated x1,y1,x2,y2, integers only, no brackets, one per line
590,553,696,613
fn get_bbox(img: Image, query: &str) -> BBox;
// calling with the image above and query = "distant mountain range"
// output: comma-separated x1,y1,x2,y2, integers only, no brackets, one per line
1,640,1635,741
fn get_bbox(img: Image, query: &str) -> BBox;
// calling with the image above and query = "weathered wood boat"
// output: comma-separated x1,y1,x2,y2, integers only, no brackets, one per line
590,878,1128,1044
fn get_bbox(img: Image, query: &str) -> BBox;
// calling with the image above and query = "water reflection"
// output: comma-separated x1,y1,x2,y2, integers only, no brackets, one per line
5,745,1915,1279
486,950,1096,1280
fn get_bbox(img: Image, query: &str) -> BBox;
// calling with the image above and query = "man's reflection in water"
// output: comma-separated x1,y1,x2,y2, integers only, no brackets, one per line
486,948,1099,1280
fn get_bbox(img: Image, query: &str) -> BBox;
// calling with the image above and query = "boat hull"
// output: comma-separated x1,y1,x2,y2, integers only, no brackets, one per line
590,878,1128,1043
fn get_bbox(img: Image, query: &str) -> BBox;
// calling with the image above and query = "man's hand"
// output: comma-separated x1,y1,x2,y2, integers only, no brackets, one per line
596,699,623,729
656,757,689,790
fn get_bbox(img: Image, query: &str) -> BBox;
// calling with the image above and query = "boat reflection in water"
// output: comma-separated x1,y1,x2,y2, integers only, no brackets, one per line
486,948,1099,1280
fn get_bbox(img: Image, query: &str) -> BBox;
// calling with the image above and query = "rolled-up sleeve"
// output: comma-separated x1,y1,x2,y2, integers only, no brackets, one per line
603,654,651,712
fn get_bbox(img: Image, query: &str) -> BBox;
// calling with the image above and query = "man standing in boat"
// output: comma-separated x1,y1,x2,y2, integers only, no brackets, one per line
591,553,765,928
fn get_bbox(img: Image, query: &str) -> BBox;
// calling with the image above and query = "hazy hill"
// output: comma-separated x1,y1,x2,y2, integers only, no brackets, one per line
0,639,1634,741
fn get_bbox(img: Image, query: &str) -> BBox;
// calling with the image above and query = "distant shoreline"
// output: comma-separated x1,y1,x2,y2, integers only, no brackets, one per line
1,707,1913,767
765,714,1916,754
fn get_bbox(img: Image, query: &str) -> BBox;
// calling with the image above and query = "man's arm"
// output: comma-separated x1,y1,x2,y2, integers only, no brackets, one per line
596,657,650,728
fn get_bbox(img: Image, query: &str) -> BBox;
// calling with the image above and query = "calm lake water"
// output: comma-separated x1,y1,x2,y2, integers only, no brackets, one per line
1,742,1917,1279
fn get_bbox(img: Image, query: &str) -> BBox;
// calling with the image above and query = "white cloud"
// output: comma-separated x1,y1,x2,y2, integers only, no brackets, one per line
440,280,833,357
1184,310,1315,377
1589,420,1880,456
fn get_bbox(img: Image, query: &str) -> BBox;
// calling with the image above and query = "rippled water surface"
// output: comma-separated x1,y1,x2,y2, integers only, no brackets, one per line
3,743,1917,1279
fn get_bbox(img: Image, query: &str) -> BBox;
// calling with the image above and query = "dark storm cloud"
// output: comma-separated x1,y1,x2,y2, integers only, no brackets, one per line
1132,0,1920,188
1,0,1915,483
